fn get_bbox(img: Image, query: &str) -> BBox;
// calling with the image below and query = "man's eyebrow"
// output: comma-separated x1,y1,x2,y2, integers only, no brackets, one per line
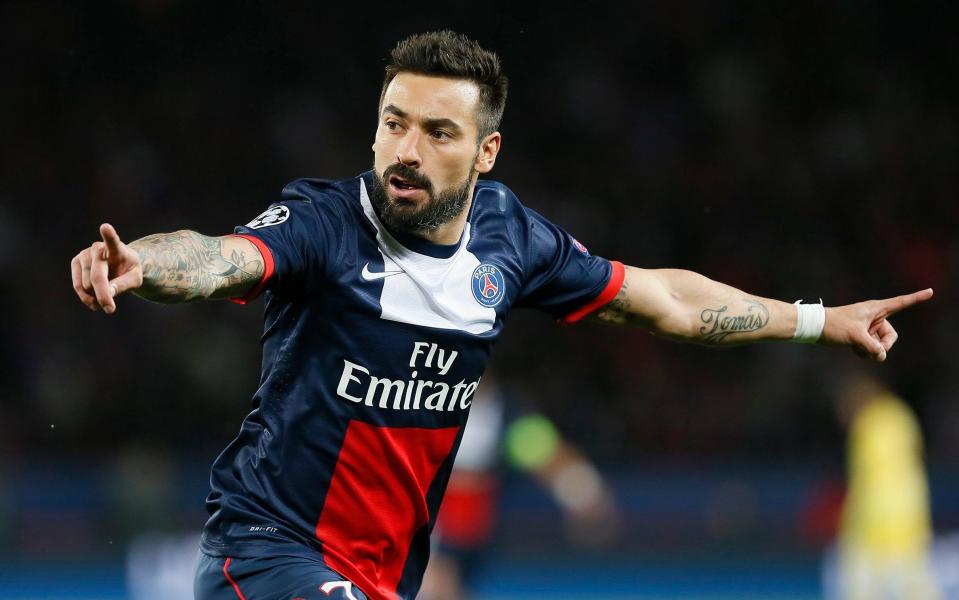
382,104,464,135
382,104,407,118
422,118,463,134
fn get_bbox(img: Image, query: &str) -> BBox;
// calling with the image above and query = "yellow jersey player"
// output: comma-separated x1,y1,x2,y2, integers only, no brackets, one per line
837,373,940,600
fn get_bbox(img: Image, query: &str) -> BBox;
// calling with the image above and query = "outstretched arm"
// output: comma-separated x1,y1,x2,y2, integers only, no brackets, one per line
131,229,264,303
593,266,933,362
71,223,265,313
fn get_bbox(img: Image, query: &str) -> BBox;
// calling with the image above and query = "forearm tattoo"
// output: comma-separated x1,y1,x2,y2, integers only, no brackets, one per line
699,299,769,343
596,276,640,325
131,232,264,302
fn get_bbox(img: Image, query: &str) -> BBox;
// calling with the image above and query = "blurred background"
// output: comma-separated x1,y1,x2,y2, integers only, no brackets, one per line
1,1,957,598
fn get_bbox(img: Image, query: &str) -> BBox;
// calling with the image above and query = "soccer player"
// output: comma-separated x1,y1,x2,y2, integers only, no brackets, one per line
70,31,932,600
420,373,620,600
834,373,940,599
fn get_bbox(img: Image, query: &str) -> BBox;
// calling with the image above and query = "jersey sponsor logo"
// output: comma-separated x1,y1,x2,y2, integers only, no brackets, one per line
471,264,505,307
335,343,479,412
320,581,359,599
246,205,290,229
360,262,404,281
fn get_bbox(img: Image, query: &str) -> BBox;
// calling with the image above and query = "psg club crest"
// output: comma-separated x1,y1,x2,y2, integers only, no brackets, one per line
246,205,290,229
471,264,505,307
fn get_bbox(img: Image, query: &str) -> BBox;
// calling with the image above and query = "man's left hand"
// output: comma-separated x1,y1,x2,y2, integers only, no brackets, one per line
823,288,934,362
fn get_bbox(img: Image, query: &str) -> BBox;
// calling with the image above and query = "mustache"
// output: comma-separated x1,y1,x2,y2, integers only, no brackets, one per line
383,163,434,193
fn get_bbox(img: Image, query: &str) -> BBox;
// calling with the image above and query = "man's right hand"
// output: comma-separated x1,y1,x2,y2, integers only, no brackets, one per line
71,223,143,314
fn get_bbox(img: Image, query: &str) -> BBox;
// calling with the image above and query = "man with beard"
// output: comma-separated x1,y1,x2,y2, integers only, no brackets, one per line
71,31,932,600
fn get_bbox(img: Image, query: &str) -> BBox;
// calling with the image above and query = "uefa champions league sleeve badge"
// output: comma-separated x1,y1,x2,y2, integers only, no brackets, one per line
246,205,290,229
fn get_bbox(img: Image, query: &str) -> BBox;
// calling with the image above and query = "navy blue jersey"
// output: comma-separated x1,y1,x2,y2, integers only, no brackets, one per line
199,172,625,600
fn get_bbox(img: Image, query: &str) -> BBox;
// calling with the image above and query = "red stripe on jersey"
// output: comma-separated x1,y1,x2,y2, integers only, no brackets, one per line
222,557,247,600
228,234,275,304
561,260,626,324
316,421,460,600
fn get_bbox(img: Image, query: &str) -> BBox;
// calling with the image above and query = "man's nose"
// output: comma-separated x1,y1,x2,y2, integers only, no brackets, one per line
395,130,422,168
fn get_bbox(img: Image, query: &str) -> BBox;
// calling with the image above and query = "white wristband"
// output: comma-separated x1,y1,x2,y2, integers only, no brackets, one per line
793,299,825,343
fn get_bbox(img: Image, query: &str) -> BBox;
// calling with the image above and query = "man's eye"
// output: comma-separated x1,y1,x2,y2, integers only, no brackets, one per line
385,121,400,130
431,130,451,140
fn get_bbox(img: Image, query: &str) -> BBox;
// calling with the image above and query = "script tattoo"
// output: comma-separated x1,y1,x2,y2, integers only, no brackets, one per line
132,232,264,302
699,299,769,343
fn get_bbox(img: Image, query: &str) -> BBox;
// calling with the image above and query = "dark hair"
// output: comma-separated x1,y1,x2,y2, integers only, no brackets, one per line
381,30,508,139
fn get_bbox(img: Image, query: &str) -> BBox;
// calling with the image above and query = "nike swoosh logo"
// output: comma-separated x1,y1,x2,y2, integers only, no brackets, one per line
361,263,404,281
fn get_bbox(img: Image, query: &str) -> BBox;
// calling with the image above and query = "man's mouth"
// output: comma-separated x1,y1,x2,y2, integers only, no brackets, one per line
390,175,421,190
388,175,427,200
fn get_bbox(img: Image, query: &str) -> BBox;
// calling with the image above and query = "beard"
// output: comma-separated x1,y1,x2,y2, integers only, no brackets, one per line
369,163,473,234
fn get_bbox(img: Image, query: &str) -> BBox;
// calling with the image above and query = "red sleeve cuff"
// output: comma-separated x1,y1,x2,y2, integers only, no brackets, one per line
560,261,626,325
228,234,275,305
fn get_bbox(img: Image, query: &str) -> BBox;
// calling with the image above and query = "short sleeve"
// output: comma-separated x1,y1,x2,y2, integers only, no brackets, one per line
231,181,343,301
516,207,625,323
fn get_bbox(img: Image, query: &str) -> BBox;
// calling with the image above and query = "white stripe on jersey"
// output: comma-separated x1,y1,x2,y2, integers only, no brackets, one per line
359,179,497,335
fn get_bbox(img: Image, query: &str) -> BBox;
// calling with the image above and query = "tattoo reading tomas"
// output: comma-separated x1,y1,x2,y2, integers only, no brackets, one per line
699,299,769,343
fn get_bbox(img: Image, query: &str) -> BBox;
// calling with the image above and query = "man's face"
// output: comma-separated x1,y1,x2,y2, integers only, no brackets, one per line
371,73,485,234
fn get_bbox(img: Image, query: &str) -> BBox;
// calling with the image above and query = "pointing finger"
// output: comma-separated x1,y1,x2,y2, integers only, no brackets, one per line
879,288,934,318
100,223,123,256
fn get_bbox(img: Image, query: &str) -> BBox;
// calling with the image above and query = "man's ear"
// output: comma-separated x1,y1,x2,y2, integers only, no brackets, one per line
474,132,501,174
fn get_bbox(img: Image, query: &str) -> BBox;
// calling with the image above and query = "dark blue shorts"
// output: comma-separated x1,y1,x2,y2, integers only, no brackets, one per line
194,551,370,600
